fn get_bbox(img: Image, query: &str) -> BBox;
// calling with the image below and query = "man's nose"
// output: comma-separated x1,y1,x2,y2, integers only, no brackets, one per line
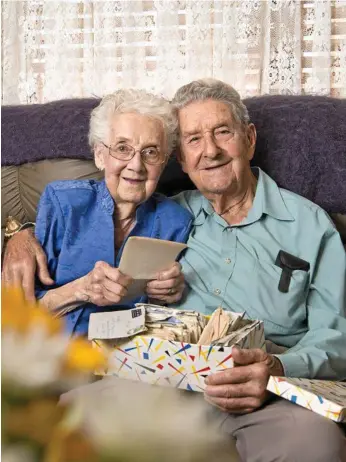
202,134,220,158
127,151,145,172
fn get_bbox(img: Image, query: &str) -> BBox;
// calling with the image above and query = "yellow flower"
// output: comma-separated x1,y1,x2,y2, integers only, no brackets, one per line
2,287,62,335
2,287,105,385
64,338,105,374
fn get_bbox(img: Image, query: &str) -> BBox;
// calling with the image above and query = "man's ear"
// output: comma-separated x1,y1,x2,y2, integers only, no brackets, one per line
246,123,257,161
94,144,105,170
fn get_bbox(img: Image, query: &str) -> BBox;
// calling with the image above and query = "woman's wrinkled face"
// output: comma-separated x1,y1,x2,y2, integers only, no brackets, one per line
95,112,168,205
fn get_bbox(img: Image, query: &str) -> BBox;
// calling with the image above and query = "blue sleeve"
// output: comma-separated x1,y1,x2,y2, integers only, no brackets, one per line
175,218,193,244
35,185,66,299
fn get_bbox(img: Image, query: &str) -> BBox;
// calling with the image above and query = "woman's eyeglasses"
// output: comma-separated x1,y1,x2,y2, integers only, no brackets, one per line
102,142,166,165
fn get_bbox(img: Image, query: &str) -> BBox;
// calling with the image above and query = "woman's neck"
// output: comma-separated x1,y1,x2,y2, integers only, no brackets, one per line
115,202,137,222
113,203,137,251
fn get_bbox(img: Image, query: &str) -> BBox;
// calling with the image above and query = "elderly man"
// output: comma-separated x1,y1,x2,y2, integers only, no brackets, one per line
3,79,346,461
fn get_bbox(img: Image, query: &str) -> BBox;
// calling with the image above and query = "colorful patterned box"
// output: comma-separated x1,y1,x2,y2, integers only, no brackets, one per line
267,377,346,422
92,320,265,392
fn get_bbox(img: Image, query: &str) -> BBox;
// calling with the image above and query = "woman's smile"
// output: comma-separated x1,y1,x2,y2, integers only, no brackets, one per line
122,177,146,185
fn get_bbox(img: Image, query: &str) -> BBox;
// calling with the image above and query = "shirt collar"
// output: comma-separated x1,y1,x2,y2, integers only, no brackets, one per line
193,167,294,226
99,180,114,215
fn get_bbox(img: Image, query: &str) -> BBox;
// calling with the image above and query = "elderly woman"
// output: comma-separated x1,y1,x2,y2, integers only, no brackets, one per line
34,89,192,336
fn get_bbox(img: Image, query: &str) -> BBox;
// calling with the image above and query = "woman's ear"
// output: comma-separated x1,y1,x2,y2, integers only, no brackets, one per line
94,144,105,171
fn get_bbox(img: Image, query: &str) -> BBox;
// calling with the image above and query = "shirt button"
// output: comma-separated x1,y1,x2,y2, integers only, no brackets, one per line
214,288,221,295
224,258,231,264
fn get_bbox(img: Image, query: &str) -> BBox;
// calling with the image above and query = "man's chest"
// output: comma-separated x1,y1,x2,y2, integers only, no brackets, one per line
181,220,312,337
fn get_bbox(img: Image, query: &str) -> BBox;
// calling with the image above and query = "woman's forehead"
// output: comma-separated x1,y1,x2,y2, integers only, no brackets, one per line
110,112,165,142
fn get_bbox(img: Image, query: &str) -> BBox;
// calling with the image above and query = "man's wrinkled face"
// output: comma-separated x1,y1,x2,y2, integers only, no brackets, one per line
178,99,256,196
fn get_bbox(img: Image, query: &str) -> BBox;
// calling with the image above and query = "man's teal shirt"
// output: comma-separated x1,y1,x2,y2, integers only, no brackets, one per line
173,168,346,380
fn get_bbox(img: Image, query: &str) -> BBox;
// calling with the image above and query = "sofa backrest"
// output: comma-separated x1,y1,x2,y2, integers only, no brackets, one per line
2,95,346,243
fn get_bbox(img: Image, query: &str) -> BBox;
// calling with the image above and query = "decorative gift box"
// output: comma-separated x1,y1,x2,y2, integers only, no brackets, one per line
267,376,346,422
89,306,265,392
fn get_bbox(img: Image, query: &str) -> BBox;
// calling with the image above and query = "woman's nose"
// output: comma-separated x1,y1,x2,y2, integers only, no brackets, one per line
127,151,145,171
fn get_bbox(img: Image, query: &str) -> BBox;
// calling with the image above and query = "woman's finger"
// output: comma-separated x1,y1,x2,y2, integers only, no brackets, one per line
154,262,182,281
102,277,129,299
147,274,184,291
96,261,133,287
102,284,128,304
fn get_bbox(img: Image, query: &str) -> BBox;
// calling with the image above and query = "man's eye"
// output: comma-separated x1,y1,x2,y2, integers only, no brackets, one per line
188,136,200,143
215,129,234,139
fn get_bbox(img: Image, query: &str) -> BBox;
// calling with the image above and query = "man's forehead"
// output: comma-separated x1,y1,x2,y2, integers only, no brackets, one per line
178,100,234,133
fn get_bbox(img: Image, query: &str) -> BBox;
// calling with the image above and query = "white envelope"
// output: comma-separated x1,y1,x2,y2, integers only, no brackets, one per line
88,306,146,340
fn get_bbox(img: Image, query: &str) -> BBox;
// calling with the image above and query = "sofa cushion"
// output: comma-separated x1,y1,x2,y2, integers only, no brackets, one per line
1,98,99,166
245,95,346,215
331,213,346,241
1,159,103,227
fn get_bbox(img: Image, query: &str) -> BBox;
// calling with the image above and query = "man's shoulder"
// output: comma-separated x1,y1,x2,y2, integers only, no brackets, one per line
171,190,203,217
280,187,336,232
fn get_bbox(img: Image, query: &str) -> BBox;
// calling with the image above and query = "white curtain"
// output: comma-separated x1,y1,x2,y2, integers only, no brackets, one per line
2,0,346,104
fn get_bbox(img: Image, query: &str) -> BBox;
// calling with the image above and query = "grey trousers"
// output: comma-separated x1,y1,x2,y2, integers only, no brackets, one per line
61,377,346,462
209,395,346,462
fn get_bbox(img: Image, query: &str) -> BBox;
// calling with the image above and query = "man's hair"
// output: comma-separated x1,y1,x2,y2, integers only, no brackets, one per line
172,78,250,128
89,89,178,154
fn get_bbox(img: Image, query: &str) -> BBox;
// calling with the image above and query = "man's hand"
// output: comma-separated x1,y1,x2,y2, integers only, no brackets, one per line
75,261,133,306
2,228,54,301
145,262,185,304
204,347,284,414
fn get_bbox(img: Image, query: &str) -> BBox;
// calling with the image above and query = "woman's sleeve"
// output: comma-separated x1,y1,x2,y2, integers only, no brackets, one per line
175,218,193,244
35,184,66,299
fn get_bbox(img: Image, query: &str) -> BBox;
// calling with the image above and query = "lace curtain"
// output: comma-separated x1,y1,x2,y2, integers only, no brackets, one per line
2,0,346,104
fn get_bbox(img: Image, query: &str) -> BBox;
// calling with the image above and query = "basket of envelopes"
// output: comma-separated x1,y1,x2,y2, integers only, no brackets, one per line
89,305,265,392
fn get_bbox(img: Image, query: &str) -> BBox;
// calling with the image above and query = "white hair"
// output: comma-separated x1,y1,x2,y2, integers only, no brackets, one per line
89,89,178,154
172,78,249,128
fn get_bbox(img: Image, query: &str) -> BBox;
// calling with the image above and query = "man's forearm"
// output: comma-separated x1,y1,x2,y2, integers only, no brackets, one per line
275,339,346,380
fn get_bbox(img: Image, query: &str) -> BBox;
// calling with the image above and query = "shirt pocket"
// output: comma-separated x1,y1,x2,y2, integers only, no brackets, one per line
249,259,310,334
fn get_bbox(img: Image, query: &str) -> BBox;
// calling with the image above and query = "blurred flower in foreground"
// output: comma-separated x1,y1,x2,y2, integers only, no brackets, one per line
1,287,238,462
1,287,105,462
2,287,105,391
60,378,236,462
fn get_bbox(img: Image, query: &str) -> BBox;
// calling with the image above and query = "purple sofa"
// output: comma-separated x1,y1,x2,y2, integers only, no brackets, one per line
1,95,346,246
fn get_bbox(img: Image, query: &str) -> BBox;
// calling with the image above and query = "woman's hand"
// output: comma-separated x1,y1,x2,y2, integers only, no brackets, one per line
145,262,185,305
76,261,133,306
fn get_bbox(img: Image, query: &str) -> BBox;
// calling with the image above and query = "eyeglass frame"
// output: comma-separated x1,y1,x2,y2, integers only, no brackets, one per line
101,141,167,165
